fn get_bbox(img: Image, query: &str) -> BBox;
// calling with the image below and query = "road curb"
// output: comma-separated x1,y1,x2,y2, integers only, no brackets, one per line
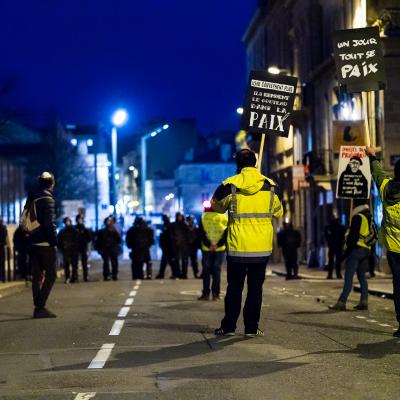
271,269,327,280
0,282,27,299
354,284,393,299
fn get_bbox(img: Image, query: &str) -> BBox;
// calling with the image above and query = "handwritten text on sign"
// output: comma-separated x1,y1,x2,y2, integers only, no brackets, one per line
243,71,297,138
333,27,386,93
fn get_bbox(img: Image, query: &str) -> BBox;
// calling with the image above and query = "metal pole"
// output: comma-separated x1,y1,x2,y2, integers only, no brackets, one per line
94,145,99,231
111,126,118,211
141,136,147,215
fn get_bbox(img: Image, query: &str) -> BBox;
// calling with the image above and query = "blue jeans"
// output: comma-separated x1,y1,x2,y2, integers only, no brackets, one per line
202,251,224,296
339,247,369,304
387,251,400,325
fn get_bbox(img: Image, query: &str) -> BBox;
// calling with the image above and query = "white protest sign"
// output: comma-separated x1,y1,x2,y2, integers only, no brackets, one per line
336,146,371,199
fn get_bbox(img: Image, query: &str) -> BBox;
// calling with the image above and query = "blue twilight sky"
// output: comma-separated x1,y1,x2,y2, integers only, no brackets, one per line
0,0,255,135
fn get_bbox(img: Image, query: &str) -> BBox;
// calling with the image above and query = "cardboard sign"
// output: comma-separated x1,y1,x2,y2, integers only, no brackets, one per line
333,27,386,93
332,120,366,153
242,71,298,138
336,146,371,199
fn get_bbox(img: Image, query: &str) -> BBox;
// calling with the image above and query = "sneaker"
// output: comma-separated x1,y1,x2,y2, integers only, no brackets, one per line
337,274,343,279
146,275,152,280
33,308,57,319
328,301,346,311
212,294,221,301
214,327,235,336
104,276,111,281
393,328,400,338
198,295,210,301
353,303,368,310
245,328,264,337
155,275,164,279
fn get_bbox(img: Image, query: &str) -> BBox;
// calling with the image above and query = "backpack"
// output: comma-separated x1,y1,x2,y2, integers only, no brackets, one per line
20,196,51,233
364,217,378,247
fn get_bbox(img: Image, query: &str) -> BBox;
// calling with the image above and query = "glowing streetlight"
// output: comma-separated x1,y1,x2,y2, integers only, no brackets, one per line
236,107,244,115
268,66,281,75
110,108,129,212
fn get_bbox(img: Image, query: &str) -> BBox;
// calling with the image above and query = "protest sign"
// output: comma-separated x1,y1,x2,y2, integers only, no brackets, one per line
242,71,298,138
336,146,371,199
332,120,366,153
333,27,386,93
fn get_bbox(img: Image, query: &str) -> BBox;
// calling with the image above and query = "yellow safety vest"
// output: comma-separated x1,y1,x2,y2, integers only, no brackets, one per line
219,168,283,260
344,212,372,250
380,179,400,253
201,212,228,252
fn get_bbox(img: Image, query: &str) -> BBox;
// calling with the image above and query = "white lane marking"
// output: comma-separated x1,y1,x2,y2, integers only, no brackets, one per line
355,316,366,319
133,285,139,290
118,306,130,318
379,323,393,327
74,393,96,400
125,298,134,306
88,344,115,369
129,290,137,297
136,280,142,285
366,319,378,323
109,320,125,336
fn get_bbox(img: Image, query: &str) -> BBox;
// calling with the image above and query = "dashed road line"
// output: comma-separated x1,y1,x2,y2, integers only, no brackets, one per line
118,306,130,318
355,315,366,319
88,343,115,369
366,319,378,323
74,393,97,400
129,290,137,297
109,319,125,336
125,297,134,306
133,285,139,290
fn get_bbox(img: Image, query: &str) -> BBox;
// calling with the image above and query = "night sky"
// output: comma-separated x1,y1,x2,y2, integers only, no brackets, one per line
0,0,255,136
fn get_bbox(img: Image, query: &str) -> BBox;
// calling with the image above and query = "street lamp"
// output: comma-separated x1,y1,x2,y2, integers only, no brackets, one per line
267,66,291,75
236,107,244,115
141,123,169,215
110,109,128,212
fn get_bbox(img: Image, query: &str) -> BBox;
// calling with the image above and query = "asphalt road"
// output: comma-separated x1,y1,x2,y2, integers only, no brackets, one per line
0,260,399,400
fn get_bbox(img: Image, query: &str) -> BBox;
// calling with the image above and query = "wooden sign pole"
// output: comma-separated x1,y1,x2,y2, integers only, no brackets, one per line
257,133,266,171
361,91,371,147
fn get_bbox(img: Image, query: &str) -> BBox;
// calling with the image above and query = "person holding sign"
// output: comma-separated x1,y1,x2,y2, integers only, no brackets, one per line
211,149,283,337
329,200,377,312
338,157,369,198
365,147,400,338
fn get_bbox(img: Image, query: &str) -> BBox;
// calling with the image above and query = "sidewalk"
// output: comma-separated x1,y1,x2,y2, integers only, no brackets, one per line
0,281,27,298
270,263,394,298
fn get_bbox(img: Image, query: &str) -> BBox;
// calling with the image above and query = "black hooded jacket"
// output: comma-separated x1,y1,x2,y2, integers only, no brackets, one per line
27,189,57,247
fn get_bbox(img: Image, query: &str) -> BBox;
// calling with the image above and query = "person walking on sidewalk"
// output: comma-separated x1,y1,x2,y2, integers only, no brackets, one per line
366,146,400,337
187,215,200,278
95,217,121,281
329,200,377,312
13,225,30,281
23,172,58,318
277,222,301,280
197,205,228,301
211,149,283,337
75,214,93,282
324,215,346,279
170,212,190,279
156,215,178,279
57,217,79,283
0,217,10,283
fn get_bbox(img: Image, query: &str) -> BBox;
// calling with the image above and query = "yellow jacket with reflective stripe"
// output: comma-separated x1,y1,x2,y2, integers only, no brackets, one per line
211,167,283,262
380,178,400,252
201,211,228,252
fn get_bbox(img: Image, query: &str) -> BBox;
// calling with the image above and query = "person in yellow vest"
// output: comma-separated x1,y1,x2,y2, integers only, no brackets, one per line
329,200,375,311
197,204,228,301
211,149,283,337
366,147,400,337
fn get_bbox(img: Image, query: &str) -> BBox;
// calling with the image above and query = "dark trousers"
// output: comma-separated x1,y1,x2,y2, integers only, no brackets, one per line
202,251,224,296
174,253,189,278
63,251,78,282
131,261,144,279
158,252,176,278
102,252,118,279
189,249,199,277
283,251,298,278
16,250,30,280
78,248,89,280
0,246,5,283
387,251,400,325
30,246,57,309
221,259,268,333
328,247,343,278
